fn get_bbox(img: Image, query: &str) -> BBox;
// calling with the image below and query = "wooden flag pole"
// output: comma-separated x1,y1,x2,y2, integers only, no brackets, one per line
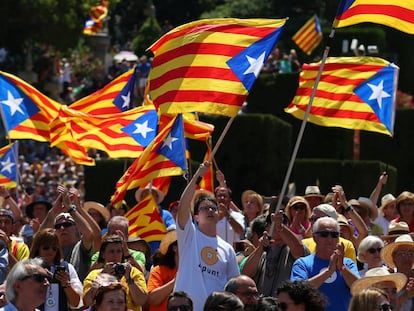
208,116,235,162
269,27,337,236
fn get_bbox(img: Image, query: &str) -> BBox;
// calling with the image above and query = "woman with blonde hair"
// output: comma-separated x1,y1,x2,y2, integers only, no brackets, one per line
348,287,391,311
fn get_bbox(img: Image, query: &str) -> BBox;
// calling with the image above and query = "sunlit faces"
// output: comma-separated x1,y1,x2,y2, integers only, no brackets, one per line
374,281,398,309
16,267,50,307
398,200,414,218
215,188,231,206
96,289,127,311
39,244,59,265
0,216,13,235
102,243,124,263
392,246,414,269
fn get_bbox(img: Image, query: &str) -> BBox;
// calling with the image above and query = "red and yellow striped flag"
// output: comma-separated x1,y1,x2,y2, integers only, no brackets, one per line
285,57,399,136
148,18,286,117
292,15,322,55
334,0,414,34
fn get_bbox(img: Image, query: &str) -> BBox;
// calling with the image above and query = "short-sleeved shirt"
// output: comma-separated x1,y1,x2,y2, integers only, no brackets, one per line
147,265,178,311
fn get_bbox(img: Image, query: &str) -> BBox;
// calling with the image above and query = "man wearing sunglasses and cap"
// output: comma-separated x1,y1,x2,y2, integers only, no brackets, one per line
291,216,359,311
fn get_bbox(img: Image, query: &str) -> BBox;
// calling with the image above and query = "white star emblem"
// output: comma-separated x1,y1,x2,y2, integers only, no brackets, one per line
243,51,266,78
121,91,131,109
1,156,15,174
1,91,25,115
162,133,178,150
132,120,154,139
367,80,390,109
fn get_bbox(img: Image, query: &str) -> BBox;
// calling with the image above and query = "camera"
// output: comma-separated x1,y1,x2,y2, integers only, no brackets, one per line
113,263,127,277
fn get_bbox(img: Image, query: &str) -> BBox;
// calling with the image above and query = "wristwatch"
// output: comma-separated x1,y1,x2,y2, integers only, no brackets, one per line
68,205,77,214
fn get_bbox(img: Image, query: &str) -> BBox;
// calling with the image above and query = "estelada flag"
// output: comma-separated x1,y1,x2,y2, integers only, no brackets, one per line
286,57,399,136
292,15,323,55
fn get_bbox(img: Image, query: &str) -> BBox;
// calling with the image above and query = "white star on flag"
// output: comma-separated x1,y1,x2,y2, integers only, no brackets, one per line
1,156,14,174
132,120,154,138
367,80,390,109
121,92,131,109
1,91,24,115
162,133,178,150
243,51,266,78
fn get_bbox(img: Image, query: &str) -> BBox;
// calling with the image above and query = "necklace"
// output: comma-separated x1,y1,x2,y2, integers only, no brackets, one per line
45,285,56,308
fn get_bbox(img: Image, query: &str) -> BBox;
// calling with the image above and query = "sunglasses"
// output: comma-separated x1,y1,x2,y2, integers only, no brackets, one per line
315,231,340,238
378,303,393,311
198,205,218,212
54,222,74,230
21,273,51,284
167,305,191,311
41,246,59,251
292,204,306,211
367,247,383,254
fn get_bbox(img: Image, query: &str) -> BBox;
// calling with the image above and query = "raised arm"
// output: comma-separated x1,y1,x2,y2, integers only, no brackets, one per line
370,172,388,208
177,162,210,229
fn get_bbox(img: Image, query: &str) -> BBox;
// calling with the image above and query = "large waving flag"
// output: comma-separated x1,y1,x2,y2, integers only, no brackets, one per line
125,194,167,242
69,68,137,115
0,71,60,141
285,57,399,136
292,15,323,55
50,104,157,160
197,140,214,192
334,0,414,34
148,18,287,116
0,142,18,188
111,115,187,206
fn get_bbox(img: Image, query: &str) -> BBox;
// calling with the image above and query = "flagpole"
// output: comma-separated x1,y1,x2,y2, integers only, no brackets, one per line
208,116,235,161
269,27,336,236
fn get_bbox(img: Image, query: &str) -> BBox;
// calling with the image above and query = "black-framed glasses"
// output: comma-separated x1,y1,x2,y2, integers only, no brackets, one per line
167,305,192,311
315,231,340,238
378,303,393,311
54,222,74,230
41,245,59,251
21,273,51,284
367,247,383,254
198,205,218,212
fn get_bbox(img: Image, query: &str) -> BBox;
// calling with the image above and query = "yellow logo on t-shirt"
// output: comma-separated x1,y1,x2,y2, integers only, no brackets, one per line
200,246,218,265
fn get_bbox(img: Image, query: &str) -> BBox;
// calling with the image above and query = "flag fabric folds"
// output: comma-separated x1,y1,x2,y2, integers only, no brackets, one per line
334,0,414,34
285,57,399,136
198,141,214,192
148,18,287,117
125,194,167,242
111,115,187,206
0,142,18,188
292,15,323,55
0,71,60,142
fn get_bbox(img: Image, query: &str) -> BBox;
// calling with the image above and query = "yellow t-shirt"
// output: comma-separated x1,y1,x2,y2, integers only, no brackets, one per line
302,236,357,263
83,267,147,311
9,239,30,271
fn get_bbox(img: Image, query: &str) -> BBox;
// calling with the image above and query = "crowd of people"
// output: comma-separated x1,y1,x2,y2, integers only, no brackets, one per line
0,152,413,311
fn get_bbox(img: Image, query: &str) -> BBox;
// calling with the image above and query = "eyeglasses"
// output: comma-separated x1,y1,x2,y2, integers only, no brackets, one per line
198,205,218,212
377,303,393,311
21,273,51,284
167,305,191,311
367,247,383,254
315,231,340,238
41,245,59,251
292,204,306,211
54,222,74,230
278,302,295,311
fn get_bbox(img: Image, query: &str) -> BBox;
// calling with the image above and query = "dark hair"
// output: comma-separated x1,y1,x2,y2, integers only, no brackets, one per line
193,195,218,215
214,186,232,197
91,282,127,311
257,296,279,311
167,291,193,310
277,280,327,311
30,228,62,264
97,235,124,263
158,241,178,269
203,291,244,311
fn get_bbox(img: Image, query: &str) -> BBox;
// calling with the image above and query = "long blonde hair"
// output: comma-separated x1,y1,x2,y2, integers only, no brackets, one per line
348,287,388,311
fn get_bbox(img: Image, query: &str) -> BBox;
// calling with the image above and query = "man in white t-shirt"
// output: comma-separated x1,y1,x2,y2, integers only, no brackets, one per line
175,162,240,311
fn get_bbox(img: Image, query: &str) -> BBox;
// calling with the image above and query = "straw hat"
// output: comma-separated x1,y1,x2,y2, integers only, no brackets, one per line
381,234,414,269
380,194,396,210
159,230,177,255
84,201,110,222
351,267,407,296
381,221,411,240
135,186,164,204
304,186,324,198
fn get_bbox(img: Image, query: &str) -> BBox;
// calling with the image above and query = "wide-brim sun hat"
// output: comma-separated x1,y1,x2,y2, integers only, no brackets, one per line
381,234,414,269
351,267,407,296
26,200,52,219
84,201,110,222
304,185,324,198
159,230,177,255
135,186,164,204
381,220,413,240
